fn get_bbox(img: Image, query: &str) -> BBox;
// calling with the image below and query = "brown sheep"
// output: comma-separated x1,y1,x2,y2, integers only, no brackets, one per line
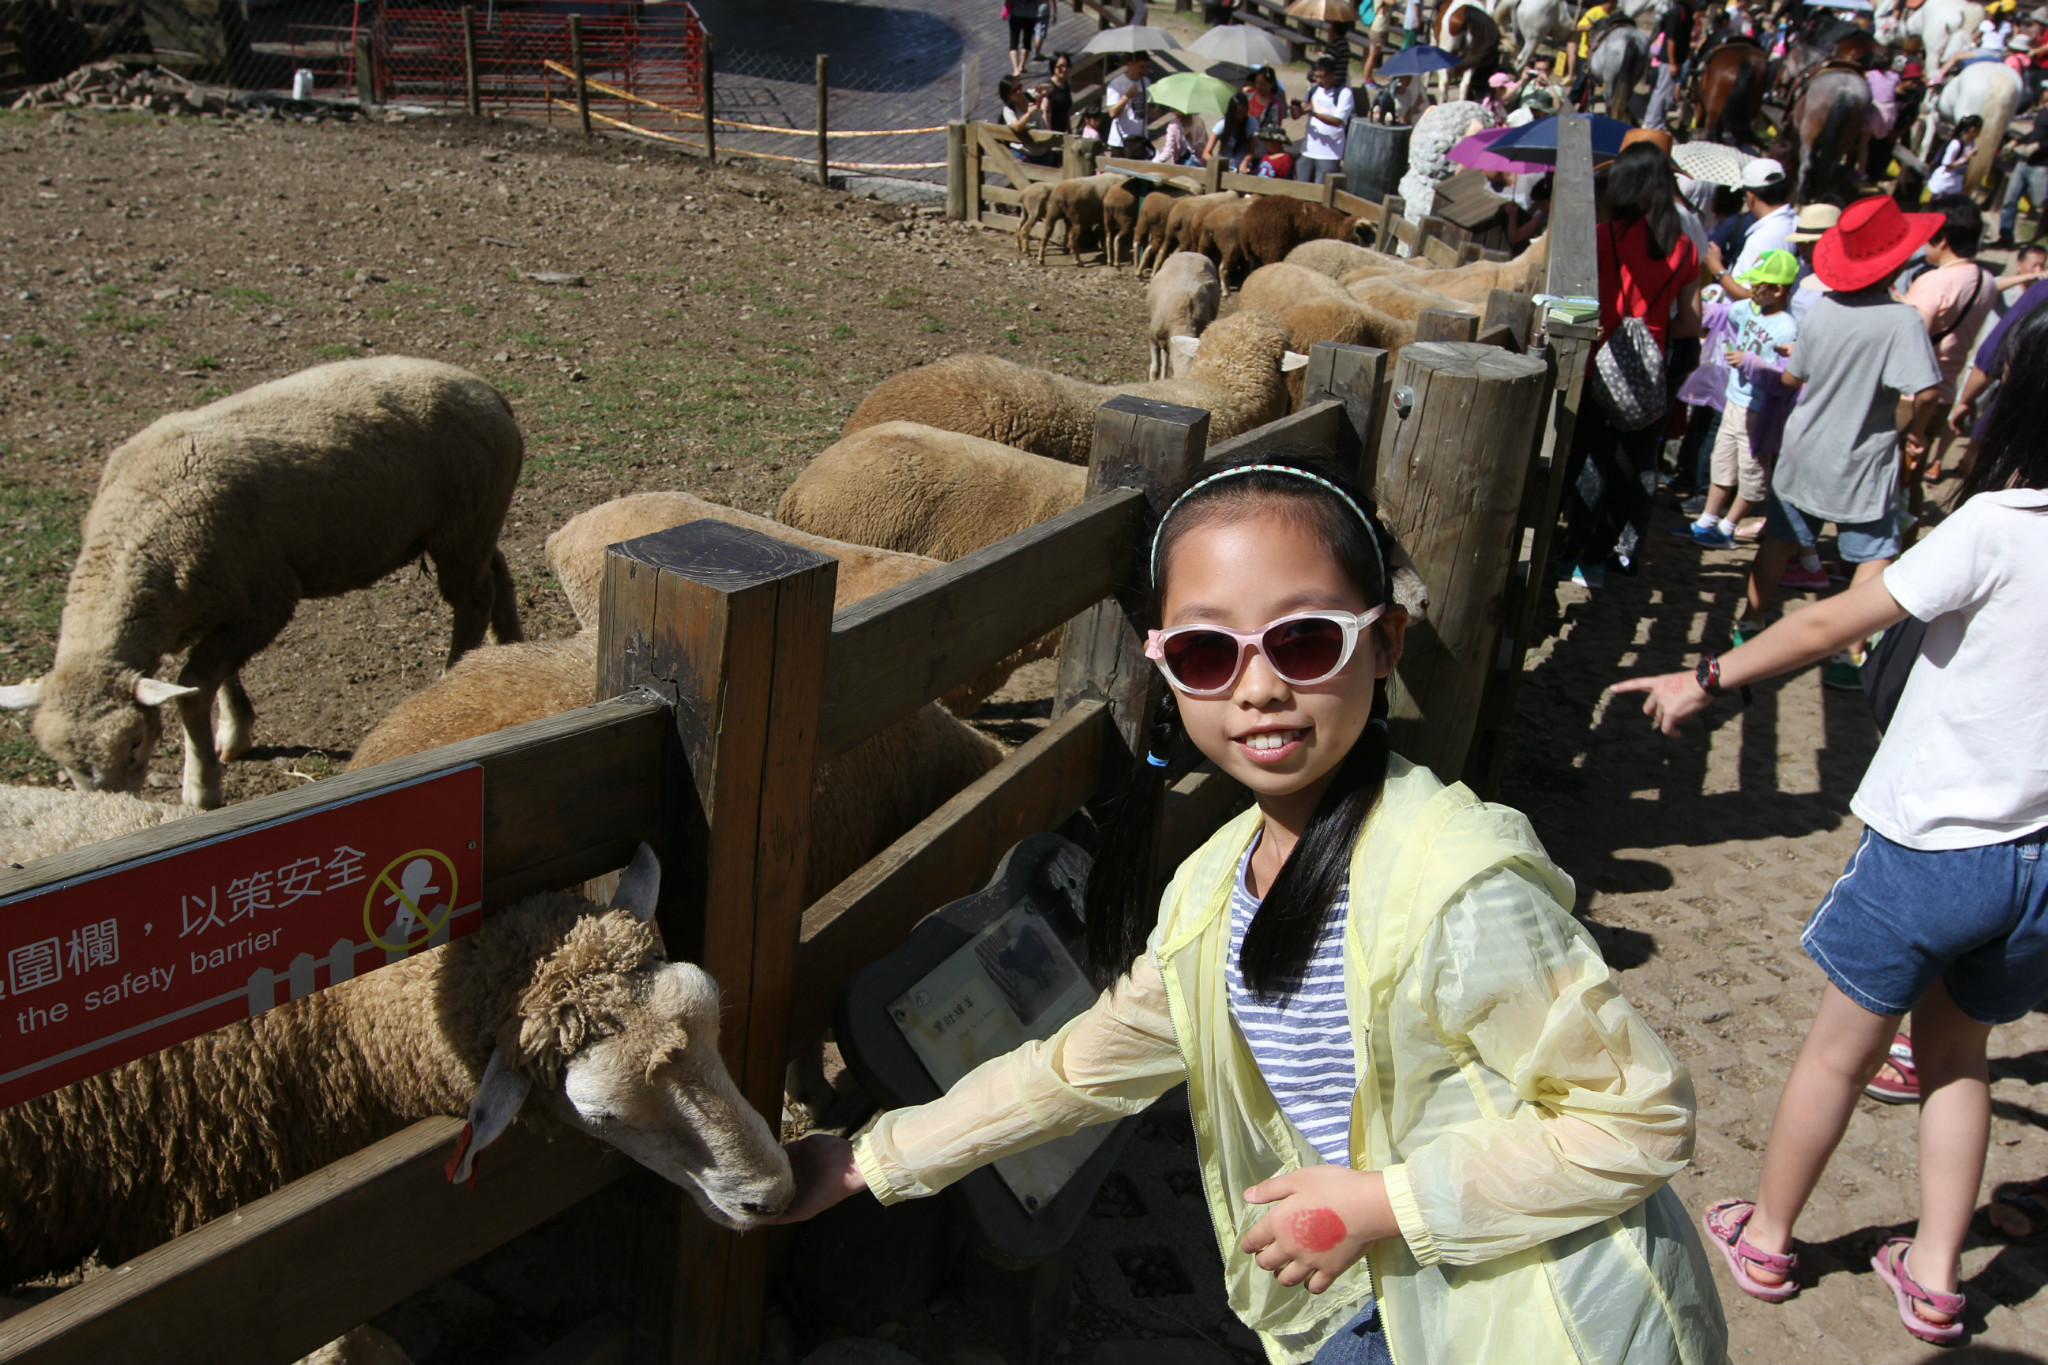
1037,173,1122,266
1237,262,1357,318
1196,198,1257,288
1163,191,1238,259
1271,297,1417,407
1347,274,1485,322
1014,181,1057,257
1238,199,1376,276
1132,186,1188,275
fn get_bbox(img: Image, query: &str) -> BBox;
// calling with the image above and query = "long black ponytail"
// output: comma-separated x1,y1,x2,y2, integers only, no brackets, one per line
1083,453,1399,1000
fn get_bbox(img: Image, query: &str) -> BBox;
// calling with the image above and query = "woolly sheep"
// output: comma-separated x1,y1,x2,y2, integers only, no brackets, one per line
1269,297,1418,408
1161,190,1238,261
1237,200,1375,276
1347,274,1484,322
0,783,191,866
346,634,1003,904
1284,238,1419,279
1376,233,1551,306
1195,197,1256,288
543,493,940,633
1338,258,1444,287
841,311,1308,465
1037,173,1122,267
541,492,1028,715
779,423,1087,562
0,817,791,1284
0,358,524,812
1013,181,1080,259
1131,186,1188,276
1236,261,1356,318
1146,252,1221,380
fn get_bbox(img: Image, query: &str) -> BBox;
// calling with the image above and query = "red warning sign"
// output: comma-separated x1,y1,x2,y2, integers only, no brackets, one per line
0,765,483,1110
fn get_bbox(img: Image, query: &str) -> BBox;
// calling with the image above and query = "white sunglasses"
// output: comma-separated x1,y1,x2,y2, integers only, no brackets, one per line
1143,607,1386,698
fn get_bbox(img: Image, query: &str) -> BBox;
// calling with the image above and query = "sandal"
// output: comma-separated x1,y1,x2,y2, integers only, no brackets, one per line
1702,1198,1799,1302
1988,1177,2048,1244
1864,1032,1920,1104
1871,1237,1965,1345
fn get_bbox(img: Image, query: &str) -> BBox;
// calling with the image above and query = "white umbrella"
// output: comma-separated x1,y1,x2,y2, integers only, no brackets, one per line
1672,140,1756,187
1188,24,1294,69
1078,25,1185,56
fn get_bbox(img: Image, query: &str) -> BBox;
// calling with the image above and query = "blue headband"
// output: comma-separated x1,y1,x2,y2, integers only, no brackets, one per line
1148,463,1386,590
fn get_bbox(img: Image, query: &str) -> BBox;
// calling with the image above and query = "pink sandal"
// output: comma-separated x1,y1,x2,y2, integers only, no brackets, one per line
1702,1198,1799,1302
1871,1237,1965,1345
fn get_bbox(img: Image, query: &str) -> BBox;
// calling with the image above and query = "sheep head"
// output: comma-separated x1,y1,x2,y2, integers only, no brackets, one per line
503,846,794,1229
1346,216,1375,247
0,668,197,795
1171,313,1310,383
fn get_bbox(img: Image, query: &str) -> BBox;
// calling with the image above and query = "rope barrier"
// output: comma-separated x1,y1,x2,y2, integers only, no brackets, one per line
545,97,948,169
542,61,947,136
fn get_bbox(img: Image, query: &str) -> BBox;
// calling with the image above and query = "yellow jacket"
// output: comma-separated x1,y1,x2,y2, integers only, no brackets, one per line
855,758,1728,1364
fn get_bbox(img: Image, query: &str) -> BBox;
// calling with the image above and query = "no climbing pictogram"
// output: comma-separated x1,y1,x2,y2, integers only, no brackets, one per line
366,849,462,952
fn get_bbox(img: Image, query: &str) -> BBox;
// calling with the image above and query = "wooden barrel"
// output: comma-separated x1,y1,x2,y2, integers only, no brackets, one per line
1340,118,1411,204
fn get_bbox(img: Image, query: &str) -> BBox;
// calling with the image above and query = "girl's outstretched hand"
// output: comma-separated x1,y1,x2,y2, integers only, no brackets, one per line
766,1133,868,1224
1610,671,1713,735
1239,1167,1398,1295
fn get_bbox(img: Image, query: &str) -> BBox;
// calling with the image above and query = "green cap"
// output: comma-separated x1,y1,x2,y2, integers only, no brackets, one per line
1737,249,1800,287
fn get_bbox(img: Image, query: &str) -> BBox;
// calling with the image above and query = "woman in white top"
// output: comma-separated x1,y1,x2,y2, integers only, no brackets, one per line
1614,299,2048,1350
1926,114,1982,198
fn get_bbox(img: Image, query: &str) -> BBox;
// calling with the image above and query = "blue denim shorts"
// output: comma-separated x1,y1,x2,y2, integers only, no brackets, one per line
1312,1299,1394,1365
1802,827,2048,1024
1763,494,1904,562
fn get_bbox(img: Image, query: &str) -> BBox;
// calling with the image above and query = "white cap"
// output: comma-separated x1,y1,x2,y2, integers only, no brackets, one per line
1740,157,1786,191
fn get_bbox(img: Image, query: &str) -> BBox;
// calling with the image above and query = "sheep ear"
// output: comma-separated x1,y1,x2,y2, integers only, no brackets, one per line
1169,334,1202,363
446,1049,533,1186
1279,350,1311,373
133,678,200,709
0,678,43,711
611,842,661,923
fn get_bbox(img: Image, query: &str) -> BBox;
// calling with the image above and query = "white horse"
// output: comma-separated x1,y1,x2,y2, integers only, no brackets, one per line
1492,0,1658,69
1589,23,1652,122
1901,0,1988,72
1929,57,2022,188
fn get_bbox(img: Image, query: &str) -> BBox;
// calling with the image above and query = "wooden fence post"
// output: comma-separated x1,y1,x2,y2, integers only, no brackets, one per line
1054,396,1210,754
1204,153,1224,193
1301,341,1387,487
354,32,374,106
460,4,480,116
1321,170,1345,209
1414,309,1478,343
965,122,984,223
701,32,717,161
1480,287,1536,352
1374,343,1552,783
815,54,830,188
1062,133,1097,180
946,121,968,219
569,15,590,136
596,522,838,1365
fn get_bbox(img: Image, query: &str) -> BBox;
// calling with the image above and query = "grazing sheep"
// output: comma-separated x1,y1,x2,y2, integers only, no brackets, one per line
1037,173,1122,266
1237,261,1357,318
0,358,525,812
346,632,1001,903
1013,181,1078,259
1195,198,1257,288
1146,252,1222,380
1338,258,1444,288
1100,178,1149,269
1238,199,1376,276
0,826,792,1285
1288,238,1434,279
841,311,1308,465
1161,190,1239,261
0,784,191,866
543,493,940,634
1347,274,1484,322
779,423,1087,562
1376,233,1550,305
1131,186,1188,276
1271,298,1418,407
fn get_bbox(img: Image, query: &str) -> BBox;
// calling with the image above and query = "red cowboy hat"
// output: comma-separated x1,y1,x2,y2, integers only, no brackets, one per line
1812,194,1945,292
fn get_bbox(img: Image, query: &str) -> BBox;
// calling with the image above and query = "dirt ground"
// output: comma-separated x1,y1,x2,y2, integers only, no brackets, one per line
2,108,2044,1365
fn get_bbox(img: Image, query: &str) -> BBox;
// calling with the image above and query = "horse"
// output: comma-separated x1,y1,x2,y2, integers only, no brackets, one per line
1932,57,2023,189
1688,39,1771,145
1435,0,1504,103
1493,0,1661,68
1588,23,1652,121
1789,65,1873,200
1900,0,1988,71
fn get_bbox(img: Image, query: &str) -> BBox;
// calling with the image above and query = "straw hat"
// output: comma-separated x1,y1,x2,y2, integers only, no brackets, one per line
1786,202,1842,244
1621,127,1675,156
1813,195,1945,291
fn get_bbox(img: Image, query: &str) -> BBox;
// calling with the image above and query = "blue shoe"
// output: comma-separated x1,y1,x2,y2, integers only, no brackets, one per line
1690,524,1736,550
1669,520,1708,538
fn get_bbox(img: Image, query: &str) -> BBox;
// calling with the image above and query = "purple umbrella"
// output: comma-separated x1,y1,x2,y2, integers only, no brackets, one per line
1449,126,1550,174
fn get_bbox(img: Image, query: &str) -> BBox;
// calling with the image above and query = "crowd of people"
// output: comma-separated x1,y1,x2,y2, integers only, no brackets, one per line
777,3,2048,1359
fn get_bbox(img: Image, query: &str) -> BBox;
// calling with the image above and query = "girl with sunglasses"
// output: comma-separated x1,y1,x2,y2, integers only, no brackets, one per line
774,455,1726,1364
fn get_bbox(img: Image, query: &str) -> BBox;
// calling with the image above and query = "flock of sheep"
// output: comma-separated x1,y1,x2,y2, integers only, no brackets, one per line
0,189,1544,1350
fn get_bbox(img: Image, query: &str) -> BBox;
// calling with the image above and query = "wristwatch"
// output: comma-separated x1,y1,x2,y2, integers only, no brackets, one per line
1695,653,1753,707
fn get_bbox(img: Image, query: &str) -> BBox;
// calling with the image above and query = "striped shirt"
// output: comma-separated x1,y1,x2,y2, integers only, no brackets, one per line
1224,838,1357,1166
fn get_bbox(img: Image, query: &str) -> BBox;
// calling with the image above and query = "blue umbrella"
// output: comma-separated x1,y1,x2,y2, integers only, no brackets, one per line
1488,113,1631,164
1374,44,1459,78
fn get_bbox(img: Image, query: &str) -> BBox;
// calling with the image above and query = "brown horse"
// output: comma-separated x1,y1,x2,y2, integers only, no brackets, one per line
1789,64,1872,200
1689,40,1771,146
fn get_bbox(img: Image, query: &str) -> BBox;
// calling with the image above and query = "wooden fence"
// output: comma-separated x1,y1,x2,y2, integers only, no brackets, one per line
0,120,1597,1365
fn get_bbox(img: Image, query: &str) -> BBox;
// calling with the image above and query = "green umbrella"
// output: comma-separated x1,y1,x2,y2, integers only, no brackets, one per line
1148,71,1239,119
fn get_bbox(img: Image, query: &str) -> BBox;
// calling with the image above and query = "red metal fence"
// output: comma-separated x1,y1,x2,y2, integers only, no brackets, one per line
291,2,703,112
